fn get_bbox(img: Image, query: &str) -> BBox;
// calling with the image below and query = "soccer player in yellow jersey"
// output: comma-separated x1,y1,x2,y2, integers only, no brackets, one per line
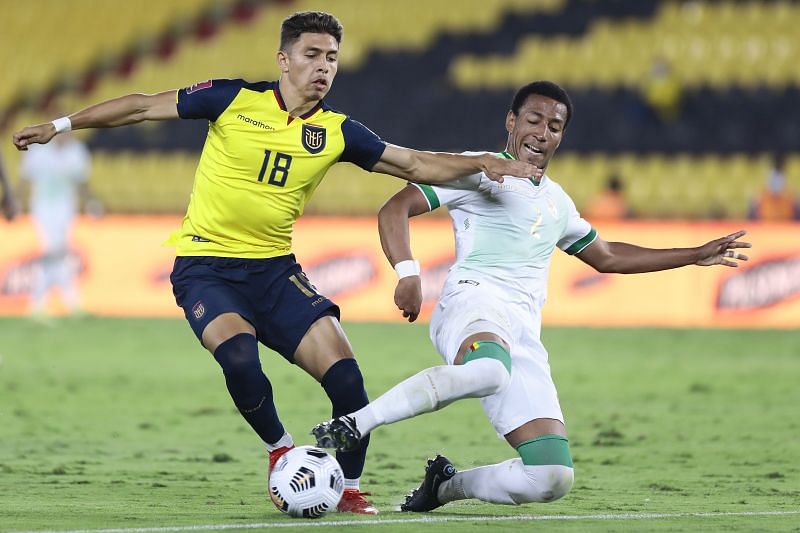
12,11,541,514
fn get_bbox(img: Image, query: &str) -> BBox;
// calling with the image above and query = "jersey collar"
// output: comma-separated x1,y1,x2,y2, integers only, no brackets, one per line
273,81,323,124
499,151,541,186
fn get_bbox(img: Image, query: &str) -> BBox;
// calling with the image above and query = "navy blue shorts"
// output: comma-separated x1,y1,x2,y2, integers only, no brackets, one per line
170,254,339,361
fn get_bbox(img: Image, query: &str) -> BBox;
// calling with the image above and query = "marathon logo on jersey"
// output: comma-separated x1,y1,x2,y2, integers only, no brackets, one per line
237,114,274,130
186,80,213,94
302,124,326,154
192,300,206,320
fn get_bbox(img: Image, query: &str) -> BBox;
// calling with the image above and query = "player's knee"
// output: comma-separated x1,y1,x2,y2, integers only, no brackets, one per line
213,333,267,408
514,434,574,503
488,358,511,392
324,358,364,390
516,464,573,503
213,333,260,377
468,357,510,395
461,340,511,395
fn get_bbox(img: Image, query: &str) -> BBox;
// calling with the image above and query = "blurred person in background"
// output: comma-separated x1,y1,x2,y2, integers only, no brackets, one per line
583,172,633,220
11,10,540,515
19,129,95,316
642,57,682,125
749,153,799,221
0,152,20,221
314,80,751,512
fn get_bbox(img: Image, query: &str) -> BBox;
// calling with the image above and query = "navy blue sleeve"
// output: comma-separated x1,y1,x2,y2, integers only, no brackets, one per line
177,79,247,121
340,117,387,171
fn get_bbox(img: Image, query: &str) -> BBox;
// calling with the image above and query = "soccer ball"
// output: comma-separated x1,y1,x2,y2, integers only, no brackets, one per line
269,445,344,518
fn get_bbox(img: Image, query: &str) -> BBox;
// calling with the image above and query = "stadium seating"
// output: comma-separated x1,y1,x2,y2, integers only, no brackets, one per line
48,0,564,113
2,0,797,219
0,0,218,112
38,151,795,219
450,1,800,89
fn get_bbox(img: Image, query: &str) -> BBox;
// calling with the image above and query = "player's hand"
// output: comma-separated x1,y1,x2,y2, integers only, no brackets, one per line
394,276,422,322
482,155,543,183
695,230,751,267
12,123,57,151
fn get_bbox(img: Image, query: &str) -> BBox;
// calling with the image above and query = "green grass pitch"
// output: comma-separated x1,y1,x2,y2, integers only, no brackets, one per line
1,317,798,532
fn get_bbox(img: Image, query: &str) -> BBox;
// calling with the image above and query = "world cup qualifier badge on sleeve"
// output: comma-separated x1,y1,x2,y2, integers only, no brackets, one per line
302,124,326,154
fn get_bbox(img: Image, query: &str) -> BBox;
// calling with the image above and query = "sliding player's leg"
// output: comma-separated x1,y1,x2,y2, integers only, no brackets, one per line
313,282,513,451
402,338,574,511
313,332,511,451
402,419,573,512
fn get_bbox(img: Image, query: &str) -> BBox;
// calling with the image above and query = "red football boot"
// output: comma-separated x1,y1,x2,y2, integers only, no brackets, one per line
337,489,379,515
268,445,294,478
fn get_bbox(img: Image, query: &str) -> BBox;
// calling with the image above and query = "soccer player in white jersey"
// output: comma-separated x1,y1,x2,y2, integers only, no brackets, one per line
312,81,751,511
20,133,93,315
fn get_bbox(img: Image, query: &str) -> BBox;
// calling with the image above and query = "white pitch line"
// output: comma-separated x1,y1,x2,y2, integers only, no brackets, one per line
8,510,800,533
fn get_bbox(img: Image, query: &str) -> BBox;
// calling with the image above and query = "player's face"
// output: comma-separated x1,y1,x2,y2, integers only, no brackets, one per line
280,32,339,101
505,94,567,169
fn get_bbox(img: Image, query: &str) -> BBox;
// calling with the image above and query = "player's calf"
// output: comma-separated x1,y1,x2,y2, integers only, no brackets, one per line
319,358,372,486
434,434,574,506
516,462,573,503
513,433,574,502
213,333,286,443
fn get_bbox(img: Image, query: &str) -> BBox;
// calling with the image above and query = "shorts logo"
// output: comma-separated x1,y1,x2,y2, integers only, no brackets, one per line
192,300,206,320
186,80,213,94
302,124,326,154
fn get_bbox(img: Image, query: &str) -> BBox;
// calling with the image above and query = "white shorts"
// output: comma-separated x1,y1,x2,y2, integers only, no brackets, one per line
429,280,564,437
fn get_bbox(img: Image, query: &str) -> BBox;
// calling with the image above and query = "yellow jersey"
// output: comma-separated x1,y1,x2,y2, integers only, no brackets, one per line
169,79,386,258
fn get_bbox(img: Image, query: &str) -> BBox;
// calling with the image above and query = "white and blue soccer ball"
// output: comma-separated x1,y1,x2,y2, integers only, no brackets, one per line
269,445,344,518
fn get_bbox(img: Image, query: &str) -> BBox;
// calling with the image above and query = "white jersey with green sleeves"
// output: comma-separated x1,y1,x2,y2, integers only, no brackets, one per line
412,151,597,301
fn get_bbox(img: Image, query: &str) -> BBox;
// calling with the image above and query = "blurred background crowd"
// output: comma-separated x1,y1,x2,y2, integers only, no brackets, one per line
2,0,798,221
1,0,799,324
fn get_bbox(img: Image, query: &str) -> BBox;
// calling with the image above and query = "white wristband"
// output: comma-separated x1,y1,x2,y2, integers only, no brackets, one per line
51,117,72,134
394,259,420,279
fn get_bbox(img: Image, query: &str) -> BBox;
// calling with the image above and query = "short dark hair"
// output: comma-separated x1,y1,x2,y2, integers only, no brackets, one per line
510,81,573,128
280,11,343,50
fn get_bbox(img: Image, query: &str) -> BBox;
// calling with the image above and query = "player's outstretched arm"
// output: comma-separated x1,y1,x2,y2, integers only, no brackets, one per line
372,144,542,184
12,91,178,151
577,230,751,274
377,185,431,322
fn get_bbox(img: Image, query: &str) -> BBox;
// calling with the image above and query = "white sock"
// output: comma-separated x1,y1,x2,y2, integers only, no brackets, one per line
264,432,293,451
438,458,574,505
344,478,359,490
30,262,48,314
350,358,509,436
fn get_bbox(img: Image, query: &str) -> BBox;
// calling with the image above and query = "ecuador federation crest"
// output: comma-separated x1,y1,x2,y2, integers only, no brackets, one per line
302,124,326,154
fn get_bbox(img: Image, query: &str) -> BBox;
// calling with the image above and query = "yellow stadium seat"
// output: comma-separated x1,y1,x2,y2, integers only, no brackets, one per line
449,1,800,90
